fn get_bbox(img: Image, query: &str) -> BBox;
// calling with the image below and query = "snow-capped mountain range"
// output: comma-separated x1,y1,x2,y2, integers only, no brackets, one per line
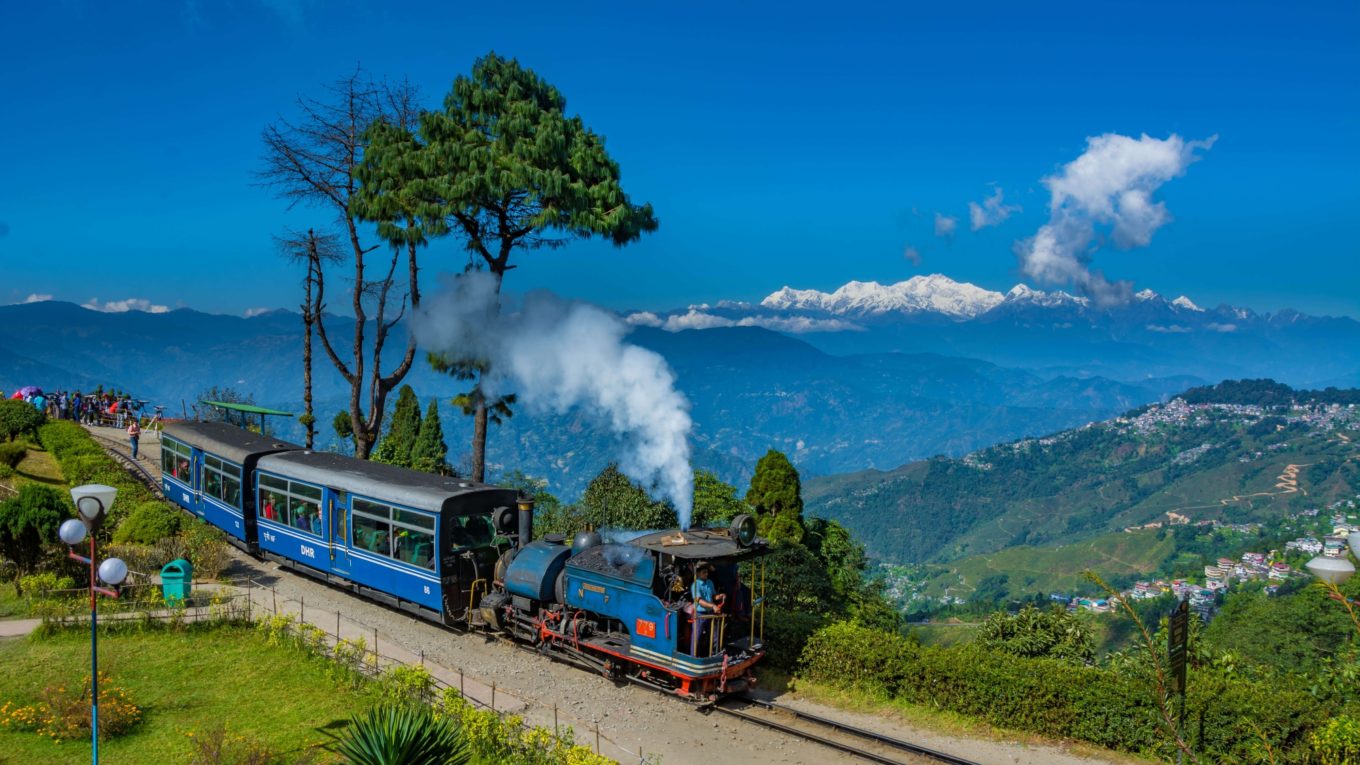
624,273,1360,388
629,274,1212,328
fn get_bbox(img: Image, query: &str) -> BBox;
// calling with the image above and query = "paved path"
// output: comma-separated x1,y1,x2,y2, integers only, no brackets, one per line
0,619,40,638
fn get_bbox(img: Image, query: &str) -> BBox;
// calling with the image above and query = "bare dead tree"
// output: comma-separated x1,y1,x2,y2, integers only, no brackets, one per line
276,228,343,448
259,70,424,458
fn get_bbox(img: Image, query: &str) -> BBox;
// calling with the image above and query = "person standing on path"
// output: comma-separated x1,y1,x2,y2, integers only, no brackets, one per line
127,416,141,460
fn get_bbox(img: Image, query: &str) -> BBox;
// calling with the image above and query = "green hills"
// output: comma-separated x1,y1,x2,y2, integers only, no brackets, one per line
805,380,1360,603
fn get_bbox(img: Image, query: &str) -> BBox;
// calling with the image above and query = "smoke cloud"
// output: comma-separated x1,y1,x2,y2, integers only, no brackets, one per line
413,272,696,528
1017,133,1215,305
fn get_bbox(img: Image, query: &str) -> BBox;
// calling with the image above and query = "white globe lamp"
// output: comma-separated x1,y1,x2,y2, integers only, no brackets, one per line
98,558,128,587
58,518,87,546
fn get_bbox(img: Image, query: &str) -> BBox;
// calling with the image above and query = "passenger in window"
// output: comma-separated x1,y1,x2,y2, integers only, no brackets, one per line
295,504,311,530
263,496,277,520
310,509,323,536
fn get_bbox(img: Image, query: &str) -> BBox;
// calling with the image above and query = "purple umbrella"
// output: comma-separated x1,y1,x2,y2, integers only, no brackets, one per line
17,386,42,397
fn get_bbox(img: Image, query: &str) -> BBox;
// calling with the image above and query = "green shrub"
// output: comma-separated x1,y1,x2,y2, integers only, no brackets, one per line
0,463,14,480
761,608,829,671
0,483,68,587
1311,715,1360,765
0,399,45,442
797,620,1325,762
181,520,232,580
112,501,183,545
0,441,26,468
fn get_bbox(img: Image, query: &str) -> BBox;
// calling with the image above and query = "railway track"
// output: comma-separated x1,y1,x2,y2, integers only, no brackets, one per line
85,430,164,498
713,694,983,765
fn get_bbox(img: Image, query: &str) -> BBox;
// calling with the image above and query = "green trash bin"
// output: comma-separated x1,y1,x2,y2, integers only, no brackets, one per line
161,558,193,605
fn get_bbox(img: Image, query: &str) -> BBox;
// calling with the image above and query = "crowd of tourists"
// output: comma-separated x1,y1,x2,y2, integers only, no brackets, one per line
8,385,162,460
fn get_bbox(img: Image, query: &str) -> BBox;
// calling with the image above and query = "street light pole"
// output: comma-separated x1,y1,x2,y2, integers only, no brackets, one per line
63,485,127,765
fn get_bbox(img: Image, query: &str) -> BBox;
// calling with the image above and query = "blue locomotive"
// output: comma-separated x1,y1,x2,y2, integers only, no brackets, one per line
160,421,770,698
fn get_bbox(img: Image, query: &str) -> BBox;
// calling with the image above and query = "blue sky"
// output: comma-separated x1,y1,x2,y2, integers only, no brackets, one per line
1,1,1356,317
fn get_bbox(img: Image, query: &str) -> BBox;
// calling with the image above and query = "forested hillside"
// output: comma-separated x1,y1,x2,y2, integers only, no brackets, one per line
806,382,1360,567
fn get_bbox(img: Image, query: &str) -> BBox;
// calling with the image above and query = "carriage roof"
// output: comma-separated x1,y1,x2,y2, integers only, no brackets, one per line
161,421,299,464
255,450,516,515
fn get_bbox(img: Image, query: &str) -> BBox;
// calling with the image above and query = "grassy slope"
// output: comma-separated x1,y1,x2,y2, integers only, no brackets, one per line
0,626,372,764
918,529,1175,601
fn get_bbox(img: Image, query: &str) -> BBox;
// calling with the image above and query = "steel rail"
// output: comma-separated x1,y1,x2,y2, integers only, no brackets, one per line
715,694,984,765
85,431,165,498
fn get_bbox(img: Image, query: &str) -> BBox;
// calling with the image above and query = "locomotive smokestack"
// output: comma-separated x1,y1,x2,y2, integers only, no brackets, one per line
517,491,535,546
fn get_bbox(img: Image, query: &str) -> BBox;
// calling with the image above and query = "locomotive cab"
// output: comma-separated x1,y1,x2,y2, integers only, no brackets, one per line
486,514,769,700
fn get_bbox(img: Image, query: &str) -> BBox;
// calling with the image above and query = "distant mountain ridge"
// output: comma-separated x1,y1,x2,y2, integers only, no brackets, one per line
0,300,1196,498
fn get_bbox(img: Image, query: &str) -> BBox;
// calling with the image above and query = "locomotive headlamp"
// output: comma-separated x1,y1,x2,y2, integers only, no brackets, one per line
729,513,757,547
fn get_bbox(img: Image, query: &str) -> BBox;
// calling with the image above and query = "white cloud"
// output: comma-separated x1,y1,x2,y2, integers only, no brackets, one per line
903,246,922,266
1146,323,1192,333
661,310,737,331
22,293,52,304
243,307,274,318
968,187,1020,230
82,297,171,314
934,213,958,239
624,311,663,328
1017,133,1216,305
658,309,860,334
1206,322,1238,333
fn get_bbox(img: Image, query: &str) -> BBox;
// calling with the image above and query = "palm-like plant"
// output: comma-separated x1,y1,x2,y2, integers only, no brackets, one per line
328,703,471,765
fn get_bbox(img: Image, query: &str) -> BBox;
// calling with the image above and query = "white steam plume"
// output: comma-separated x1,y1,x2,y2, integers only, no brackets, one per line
1017,133,1216,305
412,272,696,528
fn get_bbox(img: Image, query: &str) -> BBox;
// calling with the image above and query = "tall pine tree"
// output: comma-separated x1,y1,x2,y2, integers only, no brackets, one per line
746,449,805,545
405,52,658,482
372,385,422,467
409,400,449,476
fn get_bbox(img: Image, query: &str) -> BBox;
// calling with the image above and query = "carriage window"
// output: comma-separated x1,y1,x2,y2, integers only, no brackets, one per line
162,439,193,483
201,454,243,508
352,498,435,570
256,473,323,537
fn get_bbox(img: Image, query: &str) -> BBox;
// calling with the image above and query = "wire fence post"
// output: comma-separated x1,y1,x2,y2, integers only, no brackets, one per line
373,627,378,665
336,611,340,641
491,682,496,712
300,596,305,625
554,704,558,735
272,586,277,616
460,668,464,697
419,649,424,667
594,722,600,755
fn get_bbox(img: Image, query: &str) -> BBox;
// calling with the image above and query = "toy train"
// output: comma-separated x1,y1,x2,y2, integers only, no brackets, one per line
160,421,769,699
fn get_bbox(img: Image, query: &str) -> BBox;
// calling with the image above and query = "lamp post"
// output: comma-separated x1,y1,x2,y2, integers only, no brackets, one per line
63,484,128,765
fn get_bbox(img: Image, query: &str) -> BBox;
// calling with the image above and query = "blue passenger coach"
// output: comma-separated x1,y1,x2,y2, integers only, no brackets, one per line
252,451,518,623
160,422,298,545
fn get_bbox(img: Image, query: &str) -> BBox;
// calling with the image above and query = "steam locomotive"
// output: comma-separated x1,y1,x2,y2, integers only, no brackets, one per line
160,421,769,700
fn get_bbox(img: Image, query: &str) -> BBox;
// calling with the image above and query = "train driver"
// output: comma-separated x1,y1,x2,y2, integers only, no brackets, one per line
691,562,726,656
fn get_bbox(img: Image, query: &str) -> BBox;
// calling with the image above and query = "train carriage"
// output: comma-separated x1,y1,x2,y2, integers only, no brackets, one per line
160,422,299,546
156,420,773,699
252,451,518,624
